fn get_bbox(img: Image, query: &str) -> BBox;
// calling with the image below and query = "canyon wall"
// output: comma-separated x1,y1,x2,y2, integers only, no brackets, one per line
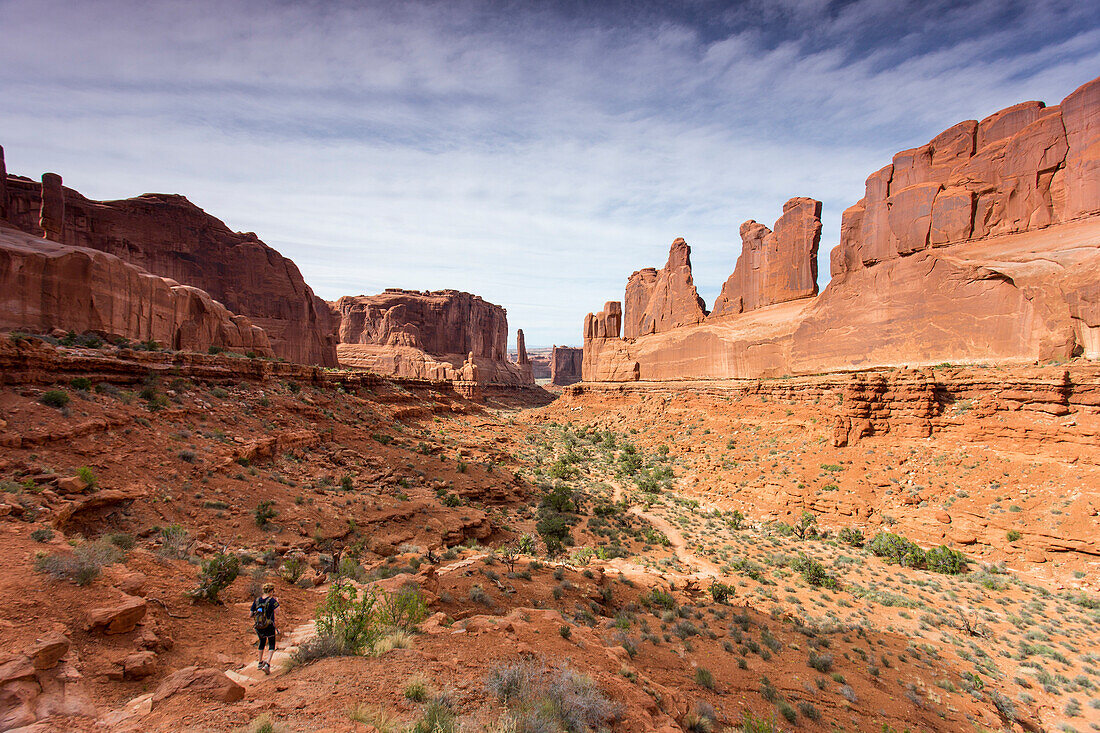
0,224,273,357
583,74,1100,382
623,238,707,338
1,159,338,366
332,289,534,386
711,197,822,317
549,346,583,386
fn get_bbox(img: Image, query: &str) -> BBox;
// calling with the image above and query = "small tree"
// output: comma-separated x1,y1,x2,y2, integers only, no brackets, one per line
316,577,381,654
191,552,241,603
794,511,817,540
728,510,744,531
838,527,865,547
499,543,521,573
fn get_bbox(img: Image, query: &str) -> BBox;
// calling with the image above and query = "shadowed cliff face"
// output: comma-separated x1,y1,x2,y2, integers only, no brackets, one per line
0,168,338,366
0,224,273,356
583,74,1100,383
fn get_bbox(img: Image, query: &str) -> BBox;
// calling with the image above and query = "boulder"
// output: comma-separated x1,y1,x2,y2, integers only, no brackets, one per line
150,667,245,708
27,634,69,670
86,595,146,634
120,651,157,680
114,572,148,597
55,477,89,495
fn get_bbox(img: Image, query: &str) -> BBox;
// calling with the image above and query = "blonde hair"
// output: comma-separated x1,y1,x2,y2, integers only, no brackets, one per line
262,582,275,593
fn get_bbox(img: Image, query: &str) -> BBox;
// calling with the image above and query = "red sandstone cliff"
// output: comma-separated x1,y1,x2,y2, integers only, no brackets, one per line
1,159,337,366
583,74,1100,382
0,223,273,356
331,289,534,386
710,197,822,317
623,238,708,338
549,346,583,386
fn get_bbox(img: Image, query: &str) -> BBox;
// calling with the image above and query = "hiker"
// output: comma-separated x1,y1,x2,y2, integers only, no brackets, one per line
250,582,279,674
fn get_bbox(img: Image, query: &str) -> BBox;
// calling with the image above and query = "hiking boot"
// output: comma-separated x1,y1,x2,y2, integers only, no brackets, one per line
260,661,270,674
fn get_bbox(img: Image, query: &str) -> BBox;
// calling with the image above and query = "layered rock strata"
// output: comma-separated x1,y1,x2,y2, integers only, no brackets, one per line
2,165,337,365
332,289,534,386
583,75,1100,382
0,225,273,357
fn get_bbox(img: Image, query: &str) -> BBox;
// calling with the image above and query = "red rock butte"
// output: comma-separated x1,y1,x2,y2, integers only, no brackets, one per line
0,152,535,388
331,289,534,386
583,74,1100,382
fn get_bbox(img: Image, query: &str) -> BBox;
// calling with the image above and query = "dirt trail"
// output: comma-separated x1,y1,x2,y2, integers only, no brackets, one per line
610,481,721,581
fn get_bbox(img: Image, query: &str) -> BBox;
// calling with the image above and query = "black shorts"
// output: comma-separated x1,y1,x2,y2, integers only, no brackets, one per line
256,628,276,650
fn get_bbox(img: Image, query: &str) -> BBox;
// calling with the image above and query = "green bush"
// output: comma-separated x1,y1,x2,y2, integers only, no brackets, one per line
77,466,96,488
315,578,382,655
379,582,428,631
70,377,92,391
925,545,968,575
867,532,924,566
838,527,864,547
709,581,734,604
254,500,278,528
40,390,70,409
694,667,715,689
191,552,241,602
1006,530,1022,542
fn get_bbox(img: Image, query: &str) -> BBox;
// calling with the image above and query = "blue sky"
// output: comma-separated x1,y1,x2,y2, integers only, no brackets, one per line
1,0,1098,347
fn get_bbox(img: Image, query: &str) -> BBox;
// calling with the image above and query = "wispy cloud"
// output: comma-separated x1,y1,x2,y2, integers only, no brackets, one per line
1,0,1097,345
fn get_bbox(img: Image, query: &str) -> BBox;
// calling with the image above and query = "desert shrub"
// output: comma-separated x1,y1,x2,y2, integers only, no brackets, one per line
76,466,96,488
709,581,734,604
40,390,70,409
410,696,456,733
190,552,241,602
1006,530,1022,542
379,582,428,631
838,527,864,547
808,651,833,673
694,667,715,689
797,701,821,721
254,500,278,528
739,711,783,733
486,661,621,732
792,554,840,589
106,532,135,550
469,584,492,606
315,578,382,655
536,513,573,556
279,557,306,584
290,633,354,666
404,677,429,702
643,587,677,610
70,377,92,391
925,545,968,575
31,528,53,542
34,539,123,586
158,523,192,559
794,511,817,539
867,532,924,566
777,700,797,723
